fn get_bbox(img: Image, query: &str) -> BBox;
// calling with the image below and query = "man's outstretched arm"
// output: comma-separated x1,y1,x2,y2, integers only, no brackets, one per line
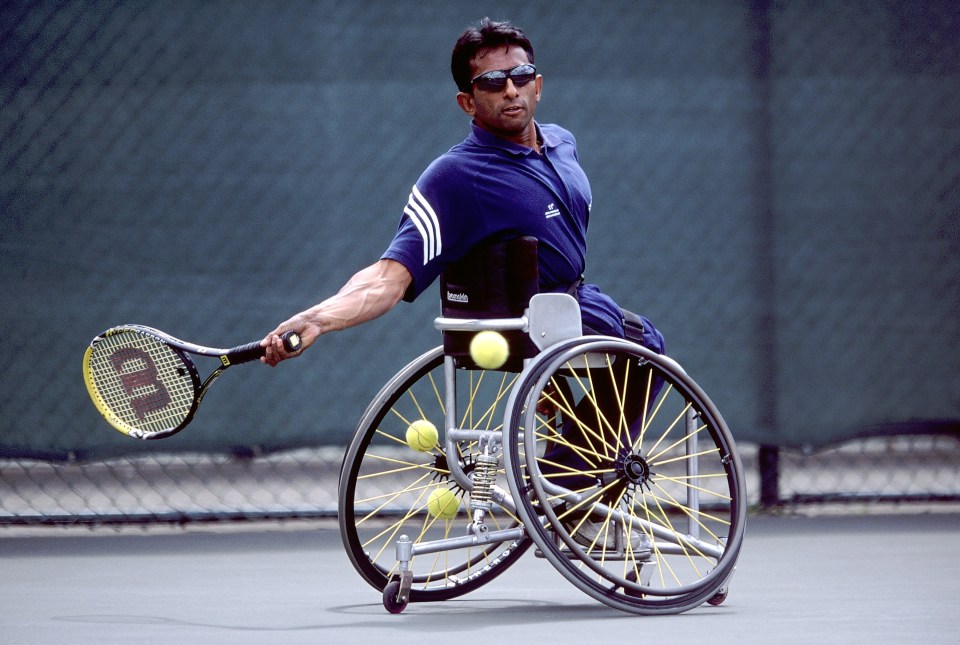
261,258,412,366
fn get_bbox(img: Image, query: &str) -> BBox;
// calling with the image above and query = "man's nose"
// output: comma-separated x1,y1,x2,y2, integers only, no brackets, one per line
503,78,520,97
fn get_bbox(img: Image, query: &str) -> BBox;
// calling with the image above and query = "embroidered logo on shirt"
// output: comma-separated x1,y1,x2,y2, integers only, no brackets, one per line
544,203,561,219
446,291,469,303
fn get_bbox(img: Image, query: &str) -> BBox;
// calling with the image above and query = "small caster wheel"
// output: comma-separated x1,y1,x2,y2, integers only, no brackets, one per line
707,587,728,606
383,579,409,614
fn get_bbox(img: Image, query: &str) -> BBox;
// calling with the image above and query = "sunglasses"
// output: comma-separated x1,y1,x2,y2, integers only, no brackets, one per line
469,64,537,93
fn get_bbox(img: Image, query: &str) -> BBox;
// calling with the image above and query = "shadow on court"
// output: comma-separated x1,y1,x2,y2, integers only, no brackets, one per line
2,513,957,644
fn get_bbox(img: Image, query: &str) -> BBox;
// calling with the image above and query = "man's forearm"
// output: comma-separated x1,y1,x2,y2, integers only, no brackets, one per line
304,259,411,334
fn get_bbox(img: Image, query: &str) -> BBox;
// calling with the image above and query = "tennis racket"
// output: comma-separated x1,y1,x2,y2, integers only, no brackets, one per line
82,324,301,440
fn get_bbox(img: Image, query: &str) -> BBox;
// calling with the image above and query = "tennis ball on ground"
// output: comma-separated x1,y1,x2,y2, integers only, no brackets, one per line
469,330,509,370
426,487,460,520
405,419,438,452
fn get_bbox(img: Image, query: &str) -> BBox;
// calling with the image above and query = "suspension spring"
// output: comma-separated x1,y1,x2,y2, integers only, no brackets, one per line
470,452,498,512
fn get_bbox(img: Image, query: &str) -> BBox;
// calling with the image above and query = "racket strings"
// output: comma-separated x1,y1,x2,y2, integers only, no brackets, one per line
87,331,196,435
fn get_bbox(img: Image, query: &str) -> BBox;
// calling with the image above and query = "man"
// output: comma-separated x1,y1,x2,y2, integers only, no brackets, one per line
262,18,662,362
261,19,663,545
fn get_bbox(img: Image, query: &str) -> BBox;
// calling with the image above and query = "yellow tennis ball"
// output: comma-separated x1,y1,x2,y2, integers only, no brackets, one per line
469,330,509,370
427,487,460,520
405,419,438,452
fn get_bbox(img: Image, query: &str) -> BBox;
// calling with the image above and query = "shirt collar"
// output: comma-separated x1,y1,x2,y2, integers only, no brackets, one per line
468,121,556,156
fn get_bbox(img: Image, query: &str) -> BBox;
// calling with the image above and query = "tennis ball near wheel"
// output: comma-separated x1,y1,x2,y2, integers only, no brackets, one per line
405,419,438,452
469,330,509,370
427,487,460,520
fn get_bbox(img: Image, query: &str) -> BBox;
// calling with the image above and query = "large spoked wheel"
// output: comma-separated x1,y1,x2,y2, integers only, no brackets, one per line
338,347,531,603
503,337,746,615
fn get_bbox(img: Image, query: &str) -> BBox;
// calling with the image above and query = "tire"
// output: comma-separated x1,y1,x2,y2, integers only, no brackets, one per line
339,347,530,603
503,337,747,615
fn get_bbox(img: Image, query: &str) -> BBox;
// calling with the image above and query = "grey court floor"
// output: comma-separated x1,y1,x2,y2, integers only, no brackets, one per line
2,513,958,644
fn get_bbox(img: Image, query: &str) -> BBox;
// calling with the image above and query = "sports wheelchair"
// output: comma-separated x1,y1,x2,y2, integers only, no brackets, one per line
338,238,746,615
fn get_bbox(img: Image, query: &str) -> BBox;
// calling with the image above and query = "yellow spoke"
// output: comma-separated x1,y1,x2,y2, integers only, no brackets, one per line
355,480,446,505
357,462,438,480
460,371,515,431
606,354,630,457
645,419,709,464
656,472,727,481
355,471,434,526
427,371,445,417
639,382,675,449
650,446,720,468
634,368,654,452
411,497,465,586
654,473,733,501
642,401,690,462
648,485,732,532
535,376,621,464
357,453,448,479
552,475,626,530
552,487,604,530
532,427,608,468
362,483,436,562
561,364,617,460
645,490,697,585
374,427,412,448
622,487,653,574
535,458,615,478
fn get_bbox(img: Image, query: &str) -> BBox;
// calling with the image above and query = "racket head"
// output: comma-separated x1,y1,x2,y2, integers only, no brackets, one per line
83,326,201,439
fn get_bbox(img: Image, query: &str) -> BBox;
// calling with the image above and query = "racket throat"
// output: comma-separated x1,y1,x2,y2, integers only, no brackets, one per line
196,368,228,405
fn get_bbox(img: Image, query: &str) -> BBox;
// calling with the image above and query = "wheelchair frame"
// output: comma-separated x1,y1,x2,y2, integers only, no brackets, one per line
338,293,746,615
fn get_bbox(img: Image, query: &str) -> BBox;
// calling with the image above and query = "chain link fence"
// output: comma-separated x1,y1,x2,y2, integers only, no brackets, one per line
3,434,959,526
2,1,958,525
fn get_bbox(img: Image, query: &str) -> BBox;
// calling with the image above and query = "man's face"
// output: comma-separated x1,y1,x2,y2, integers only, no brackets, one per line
458,45,542,142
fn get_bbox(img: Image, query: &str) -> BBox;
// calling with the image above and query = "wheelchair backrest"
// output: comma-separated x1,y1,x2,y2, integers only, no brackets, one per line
440,236,540,371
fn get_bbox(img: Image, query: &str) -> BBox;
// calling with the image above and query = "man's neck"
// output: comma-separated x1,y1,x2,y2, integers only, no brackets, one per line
473,121,541,153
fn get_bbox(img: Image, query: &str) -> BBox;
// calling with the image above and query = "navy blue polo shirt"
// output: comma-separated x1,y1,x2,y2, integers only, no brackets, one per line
382,121,625,338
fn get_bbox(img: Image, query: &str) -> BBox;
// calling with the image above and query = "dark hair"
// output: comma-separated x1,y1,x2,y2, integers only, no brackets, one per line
451,18,535,93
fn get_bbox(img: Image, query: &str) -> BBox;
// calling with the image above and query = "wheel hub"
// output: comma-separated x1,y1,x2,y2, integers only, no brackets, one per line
620,453,651,487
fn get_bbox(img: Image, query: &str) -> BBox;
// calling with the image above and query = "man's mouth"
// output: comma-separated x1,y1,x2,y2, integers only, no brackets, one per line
502,104,524,116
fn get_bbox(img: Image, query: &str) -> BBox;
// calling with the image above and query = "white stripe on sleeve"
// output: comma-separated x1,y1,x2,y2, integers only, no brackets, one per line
403,186,442,265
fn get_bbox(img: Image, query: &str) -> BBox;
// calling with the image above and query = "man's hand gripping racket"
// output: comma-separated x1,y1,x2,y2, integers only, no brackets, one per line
82,325,301,440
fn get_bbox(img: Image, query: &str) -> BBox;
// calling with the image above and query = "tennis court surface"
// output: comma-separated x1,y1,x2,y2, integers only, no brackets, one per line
2,513,957,644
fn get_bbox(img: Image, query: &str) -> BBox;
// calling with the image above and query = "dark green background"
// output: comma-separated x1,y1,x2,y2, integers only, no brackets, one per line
2,0,958,459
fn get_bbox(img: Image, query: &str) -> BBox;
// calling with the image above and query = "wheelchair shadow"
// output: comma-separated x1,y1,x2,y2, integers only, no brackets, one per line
327,597,715,628
51,599,721,639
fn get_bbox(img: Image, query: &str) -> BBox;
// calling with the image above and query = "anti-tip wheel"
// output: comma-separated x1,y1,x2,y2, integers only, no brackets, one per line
707,588,729,606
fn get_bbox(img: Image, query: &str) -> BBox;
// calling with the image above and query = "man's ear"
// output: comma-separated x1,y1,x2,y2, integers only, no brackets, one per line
456,91,476,117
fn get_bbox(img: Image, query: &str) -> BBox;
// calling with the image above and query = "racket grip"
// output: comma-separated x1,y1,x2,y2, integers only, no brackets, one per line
229,331,302,365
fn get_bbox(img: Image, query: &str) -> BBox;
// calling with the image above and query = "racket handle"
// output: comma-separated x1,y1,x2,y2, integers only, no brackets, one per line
228,331,302,365
281,331,302,353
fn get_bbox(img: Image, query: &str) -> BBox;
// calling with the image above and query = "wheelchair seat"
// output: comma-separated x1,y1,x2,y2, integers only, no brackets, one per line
439,236,540,372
